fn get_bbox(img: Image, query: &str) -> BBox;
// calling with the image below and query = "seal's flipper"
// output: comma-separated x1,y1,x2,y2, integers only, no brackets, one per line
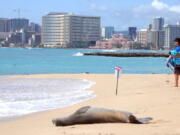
75,106,91,114
137,117,153,124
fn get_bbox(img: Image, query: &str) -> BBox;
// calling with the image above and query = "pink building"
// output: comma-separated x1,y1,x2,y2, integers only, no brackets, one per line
92,34,134,49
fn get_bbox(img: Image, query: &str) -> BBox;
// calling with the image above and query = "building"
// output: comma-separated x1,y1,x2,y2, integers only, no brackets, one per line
145,17,165,49
6,32,23,44
164,24,180,49
152,17,164,31
147,30,165,49
3,29,36,46
157,30,165,49
0,18,10,32
29,22,41,33
21,30,35,44
95,34,134,49
42,12,101,48
128,27,137,41
28,34,41,47
0,32,10,41
0,18,42,47
147,24,153,31
101,26,114,39
9,18,29,32
137,29,148,45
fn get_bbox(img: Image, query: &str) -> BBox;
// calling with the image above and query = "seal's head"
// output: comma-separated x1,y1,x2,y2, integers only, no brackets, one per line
52,117,73,126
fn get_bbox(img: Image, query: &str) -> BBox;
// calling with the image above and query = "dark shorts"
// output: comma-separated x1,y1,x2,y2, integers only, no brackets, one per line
174,67,180,74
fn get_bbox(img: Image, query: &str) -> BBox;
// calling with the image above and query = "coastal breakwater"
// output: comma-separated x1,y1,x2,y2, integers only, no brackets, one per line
84,52,169,57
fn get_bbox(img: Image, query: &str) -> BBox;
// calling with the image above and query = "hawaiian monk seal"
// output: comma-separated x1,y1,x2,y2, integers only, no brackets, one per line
52,106,152,126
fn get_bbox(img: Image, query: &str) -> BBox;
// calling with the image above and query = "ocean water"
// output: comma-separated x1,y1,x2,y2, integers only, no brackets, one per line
0,48,170,75
0,76,95,120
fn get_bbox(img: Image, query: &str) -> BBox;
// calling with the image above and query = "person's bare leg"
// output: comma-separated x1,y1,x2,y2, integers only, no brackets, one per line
175,74,179,87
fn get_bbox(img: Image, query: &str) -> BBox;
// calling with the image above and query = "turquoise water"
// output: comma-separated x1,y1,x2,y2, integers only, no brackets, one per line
0,48,170,75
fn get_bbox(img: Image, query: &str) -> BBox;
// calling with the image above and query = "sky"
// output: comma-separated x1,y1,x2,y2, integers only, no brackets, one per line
0,0,180,30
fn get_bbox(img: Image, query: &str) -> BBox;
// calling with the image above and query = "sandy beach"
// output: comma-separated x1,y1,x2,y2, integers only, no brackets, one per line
0,74,180,135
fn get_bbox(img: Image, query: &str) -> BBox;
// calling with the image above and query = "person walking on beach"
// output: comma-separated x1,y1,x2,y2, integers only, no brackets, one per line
168,38,180,87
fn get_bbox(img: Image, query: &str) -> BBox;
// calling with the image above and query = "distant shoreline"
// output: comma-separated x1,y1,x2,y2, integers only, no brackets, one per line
0,47,170,51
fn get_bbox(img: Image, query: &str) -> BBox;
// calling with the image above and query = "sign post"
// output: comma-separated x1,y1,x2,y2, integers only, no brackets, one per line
114,66,122,95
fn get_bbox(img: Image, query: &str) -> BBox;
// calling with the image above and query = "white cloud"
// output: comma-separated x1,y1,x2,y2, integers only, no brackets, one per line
120,0,180,25
152,0,180,13
151,0,168,10
169,5,180,13
88,0,180,30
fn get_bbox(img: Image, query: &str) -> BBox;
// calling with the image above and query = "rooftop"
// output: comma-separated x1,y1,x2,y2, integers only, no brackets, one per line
47,12,70,15
46,12,100,18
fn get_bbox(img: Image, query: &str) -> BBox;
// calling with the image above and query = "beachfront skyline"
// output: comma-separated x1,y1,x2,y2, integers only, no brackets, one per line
0,0,180,30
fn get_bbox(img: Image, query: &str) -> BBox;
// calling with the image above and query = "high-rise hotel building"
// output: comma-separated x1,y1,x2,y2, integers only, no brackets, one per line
42,12,101,48
152,17,164,31
0,18,10,32
0,18,29,32
9,18,29,32
164,23,180,49
101,26,114,39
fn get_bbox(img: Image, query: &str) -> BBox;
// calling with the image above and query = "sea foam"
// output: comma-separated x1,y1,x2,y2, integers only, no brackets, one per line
73,52,84,56
0,77,95,120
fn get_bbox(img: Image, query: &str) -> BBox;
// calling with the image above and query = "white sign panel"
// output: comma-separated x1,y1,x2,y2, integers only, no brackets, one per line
114,66,122,79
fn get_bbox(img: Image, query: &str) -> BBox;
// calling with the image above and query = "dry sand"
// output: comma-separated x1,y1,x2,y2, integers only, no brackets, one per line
0,74,180,135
